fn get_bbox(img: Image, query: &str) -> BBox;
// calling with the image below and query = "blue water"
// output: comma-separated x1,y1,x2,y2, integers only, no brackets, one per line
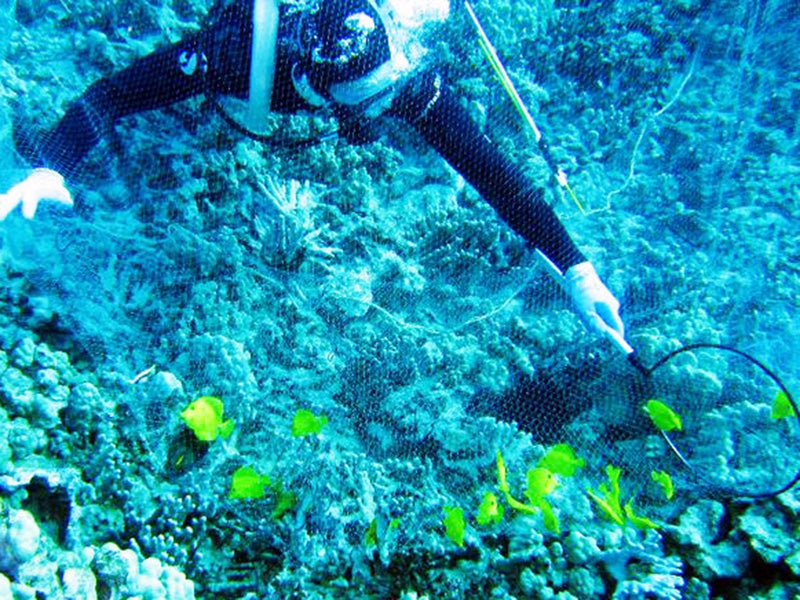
0,1,798,598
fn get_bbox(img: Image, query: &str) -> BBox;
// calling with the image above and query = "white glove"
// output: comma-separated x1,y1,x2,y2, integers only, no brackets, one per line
0,168,73,221
564,261,625,339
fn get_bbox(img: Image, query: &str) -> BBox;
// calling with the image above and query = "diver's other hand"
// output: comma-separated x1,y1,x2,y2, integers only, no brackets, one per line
0,168,73,221
565,261,625,340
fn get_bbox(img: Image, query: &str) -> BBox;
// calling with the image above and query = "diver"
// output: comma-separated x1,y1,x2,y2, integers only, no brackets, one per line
1,0,624,340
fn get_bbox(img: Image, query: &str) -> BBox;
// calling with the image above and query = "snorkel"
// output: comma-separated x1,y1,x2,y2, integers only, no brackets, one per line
246,0,280,128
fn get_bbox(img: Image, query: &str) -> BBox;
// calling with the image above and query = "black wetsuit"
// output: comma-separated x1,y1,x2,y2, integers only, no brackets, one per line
20,0,586,272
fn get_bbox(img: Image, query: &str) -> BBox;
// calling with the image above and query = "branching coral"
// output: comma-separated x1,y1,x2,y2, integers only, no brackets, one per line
254,177,340,271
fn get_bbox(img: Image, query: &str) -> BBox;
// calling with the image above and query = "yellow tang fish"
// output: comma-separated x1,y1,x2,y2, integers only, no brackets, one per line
180,395,235,442
229,466,271,500
643,399,683,432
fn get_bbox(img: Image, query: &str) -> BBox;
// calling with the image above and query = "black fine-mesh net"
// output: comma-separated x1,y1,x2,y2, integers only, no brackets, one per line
1,0,799,597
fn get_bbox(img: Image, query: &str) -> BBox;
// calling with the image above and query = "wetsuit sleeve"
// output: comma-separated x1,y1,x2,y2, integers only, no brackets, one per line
388,71,586,273
16,1,255,179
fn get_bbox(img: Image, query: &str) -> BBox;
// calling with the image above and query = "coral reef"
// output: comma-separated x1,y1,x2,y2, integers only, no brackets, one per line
0,0,798,598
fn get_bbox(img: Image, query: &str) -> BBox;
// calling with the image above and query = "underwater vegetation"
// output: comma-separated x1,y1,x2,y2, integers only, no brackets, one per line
0,0,799,598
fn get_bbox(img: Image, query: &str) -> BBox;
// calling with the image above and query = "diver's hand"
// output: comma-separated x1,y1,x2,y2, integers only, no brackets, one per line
565,261,625,340
0,168,73,221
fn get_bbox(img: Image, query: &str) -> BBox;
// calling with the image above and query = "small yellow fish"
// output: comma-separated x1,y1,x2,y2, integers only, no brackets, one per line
291,409,328,437
624,501,659,530
771,391,797,420
651,470,675,501
442,506,466,548
525,467,559,505
180,395,235,442
476,492,504,526
537,443,586,476
365,518,379,547
643,399,683,432
587,465,625,526
229,466,271,500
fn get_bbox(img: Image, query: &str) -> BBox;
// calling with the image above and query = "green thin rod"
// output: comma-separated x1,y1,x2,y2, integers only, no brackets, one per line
463,0,586,215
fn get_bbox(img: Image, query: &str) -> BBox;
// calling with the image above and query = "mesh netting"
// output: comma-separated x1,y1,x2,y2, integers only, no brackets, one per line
1,0,799,598
559,345,800,501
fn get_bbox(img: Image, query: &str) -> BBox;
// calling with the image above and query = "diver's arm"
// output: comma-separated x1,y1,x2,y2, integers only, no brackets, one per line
16,42,209,178
389,72,624,338
389,71,585,272
4,34,214,221
14,2,255,179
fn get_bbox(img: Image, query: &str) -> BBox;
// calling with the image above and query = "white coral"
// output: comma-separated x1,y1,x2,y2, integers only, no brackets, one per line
255,177,339,269
0,509,41,572
93,543,195,600
603,530,684,600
